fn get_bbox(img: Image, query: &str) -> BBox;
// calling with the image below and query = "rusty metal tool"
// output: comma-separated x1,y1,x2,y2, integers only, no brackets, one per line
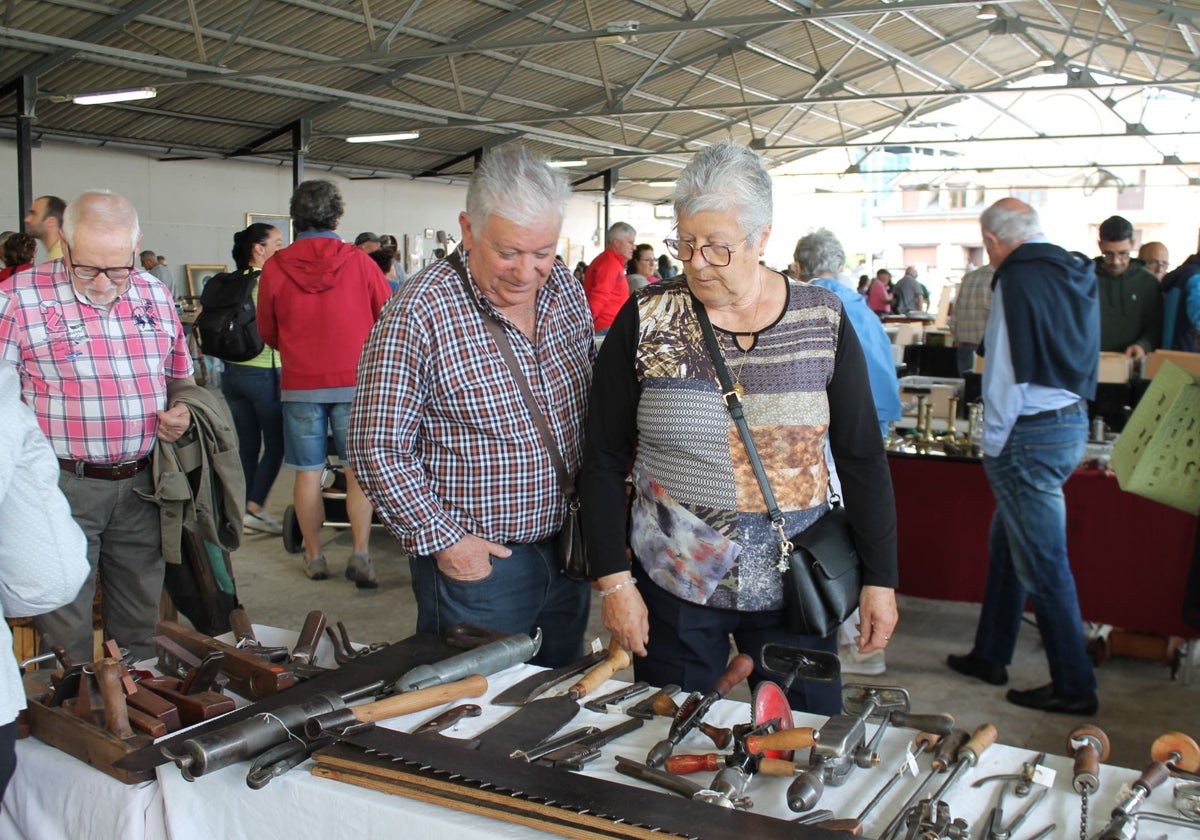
228,608,289,662
650,692,733,750
509,725,600,762
537,717,643,770
980,785,1048,840
926,723,999,804
815,734,943,835
879,728,970,840
411,704,482,735
646,654,754,767
324,621,386,665
972,751,1049,797
582,681,650,713
490,646,608,706
1068,724,1111,840
900,799,969,840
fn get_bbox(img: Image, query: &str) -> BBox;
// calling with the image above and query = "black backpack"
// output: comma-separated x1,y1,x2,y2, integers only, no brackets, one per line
195,270,265,362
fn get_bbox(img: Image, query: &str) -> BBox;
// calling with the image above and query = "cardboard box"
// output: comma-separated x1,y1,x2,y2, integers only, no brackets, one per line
1111,361,1200,514
1098,352,1131,384
1144,350,1200,380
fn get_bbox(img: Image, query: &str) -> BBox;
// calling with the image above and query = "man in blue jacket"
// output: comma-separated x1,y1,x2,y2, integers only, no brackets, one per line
948,198,1101,716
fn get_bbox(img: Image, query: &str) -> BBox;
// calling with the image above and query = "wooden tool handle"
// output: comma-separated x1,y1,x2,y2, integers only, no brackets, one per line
665,753,720,774
1151,731,1200,772
291,610,327,664
126,706,168,738
757,757,800,776
700,722,733,750
714,654,754,698
1068,724,1110,792
745,727,818,754
962,723,998,764
933,729,969,771
228,608,256,642
914,732,943,753
351,674,489,724
892,712,954,735
652,694,679,717
1136,759,1170,792
569,648,632,700
95,658,134,739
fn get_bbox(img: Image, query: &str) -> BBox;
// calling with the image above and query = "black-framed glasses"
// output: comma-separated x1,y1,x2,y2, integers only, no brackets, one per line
663,238,737,267
62,241,136,282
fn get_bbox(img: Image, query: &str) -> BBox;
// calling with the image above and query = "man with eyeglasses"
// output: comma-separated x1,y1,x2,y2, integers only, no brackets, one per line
0,190,193,663
1094,214,1162,361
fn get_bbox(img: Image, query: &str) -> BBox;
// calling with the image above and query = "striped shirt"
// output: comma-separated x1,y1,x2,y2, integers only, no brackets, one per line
348,251,594,557
0,261,192,462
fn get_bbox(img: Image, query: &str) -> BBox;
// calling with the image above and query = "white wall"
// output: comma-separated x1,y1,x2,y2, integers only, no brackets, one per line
0,140,607,276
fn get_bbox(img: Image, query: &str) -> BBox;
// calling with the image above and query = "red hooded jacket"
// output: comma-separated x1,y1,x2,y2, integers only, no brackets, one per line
257,235,392,391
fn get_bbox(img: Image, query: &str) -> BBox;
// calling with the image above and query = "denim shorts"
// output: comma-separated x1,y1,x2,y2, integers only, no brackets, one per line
282,401,350,470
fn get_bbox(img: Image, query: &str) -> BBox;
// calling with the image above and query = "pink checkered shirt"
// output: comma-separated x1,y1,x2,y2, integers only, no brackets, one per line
0,261,193,462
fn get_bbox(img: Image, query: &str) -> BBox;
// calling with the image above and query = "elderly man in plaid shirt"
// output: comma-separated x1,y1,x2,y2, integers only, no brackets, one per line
0,190,193,663
349,146,594,668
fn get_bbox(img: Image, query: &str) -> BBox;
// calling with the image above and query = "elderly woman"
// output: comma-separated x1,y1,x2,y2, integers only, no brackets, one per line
578,143,898,714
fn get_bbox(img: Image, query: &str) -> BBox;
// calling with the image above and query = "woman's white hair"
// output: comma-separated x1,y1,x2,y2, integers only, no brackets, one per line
673,143,773,241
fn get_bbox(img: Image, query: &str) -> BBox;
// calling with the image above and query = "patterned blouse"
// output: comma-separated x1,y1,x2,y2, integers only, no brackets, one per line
580,274,897,611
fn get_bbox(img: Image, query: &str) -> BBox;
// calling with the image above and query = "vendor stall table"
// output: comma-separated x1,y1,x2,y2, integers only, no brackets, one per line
889,452,1199,640
3,627,1195,839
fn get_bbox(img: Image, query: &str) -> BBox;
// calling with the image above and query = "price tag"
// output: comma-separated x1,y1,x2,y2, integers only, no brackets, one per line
1031,765,1056,787
589,638,603,653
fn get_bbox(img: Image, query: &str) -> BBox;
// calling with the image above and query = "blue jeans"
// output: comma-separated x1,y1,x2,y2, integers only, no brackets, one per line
972,408,1095,696
221,363,284,506
282,401,350,470
634,570,842,716
410,539,590,668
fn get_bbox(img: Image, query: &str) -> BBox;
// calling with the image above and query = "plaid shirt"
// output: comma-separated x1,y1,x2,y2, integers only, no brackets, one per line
948,265,994,345
0,261,192,462
348,251,594,557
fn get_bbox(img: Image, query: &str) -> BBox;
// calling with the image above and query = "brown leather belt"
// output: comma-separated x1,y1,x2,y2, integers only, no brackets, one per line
57,455,151,480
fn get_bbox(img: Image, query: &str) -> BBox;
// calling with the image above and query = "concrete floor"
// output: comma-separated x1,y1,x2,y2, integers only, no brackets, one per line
230,470,1199,774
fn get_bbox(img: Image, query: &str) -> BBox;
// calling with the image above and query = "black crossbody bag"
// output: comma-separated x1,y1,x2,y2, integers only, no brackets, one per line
692,294,860,637
447,251,587,580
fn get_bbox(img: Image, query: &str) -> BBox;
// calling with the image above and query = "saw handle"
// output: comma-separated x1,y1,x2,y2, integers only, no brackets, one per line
569,646,631,700
714,654,754,698
745,727,819,754
351,675,488,724
891,712,954,735
665,753,721,774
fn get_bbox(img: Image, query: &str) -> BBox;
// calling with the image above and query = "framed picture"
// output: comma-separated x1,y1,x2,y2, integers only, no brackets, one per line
185,264,227,297
245,213,293,246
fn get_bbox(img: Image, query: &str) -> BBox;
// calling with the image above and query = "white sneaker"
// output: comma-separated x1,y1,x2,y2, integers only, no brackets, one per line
243,509,283,535
839,644,887,676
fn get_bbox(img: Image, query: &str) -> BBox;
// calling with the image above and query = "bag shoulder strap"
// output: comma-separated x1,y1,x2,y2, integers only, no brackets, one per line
447,250,574,497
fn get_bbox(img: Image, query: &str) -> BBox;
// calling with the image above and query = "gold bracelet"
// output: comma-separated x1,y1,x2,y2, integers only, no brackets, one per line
597,578,638,599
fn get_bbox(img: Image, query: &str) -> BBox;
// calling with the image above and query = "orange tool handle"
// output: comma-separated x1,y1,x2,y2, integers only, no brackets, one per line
665,753,721,774
745,727,819,754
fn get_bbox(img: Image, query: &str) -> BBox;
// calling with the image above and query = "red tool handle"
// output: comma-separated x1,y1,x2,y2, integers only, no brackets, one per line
665,753,721,774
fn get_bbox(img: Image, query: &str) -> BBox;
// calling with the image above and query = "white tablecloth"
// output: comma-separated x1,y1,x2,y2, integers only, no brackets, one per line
3,629,1194,839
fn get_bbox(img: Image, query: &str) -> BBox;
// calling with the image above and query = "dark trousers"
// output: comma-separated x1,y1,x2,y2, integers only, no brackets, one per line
0,721,16,801
221,363,285,507
634,569,842,716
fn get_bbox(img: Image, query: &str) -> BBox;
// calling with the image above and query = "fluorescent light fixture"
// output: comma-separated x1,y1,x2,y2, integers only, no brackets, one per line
1034,52,1056,68
547,159,587,168
976,4,999,19
595,34,631,45
72,87,157,105
345,131,420,143
646,181,675,188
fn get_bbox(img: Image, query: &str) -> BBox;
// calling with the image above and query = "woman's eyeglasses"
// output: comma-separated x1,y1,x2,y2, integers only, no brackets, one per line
663,239,736,267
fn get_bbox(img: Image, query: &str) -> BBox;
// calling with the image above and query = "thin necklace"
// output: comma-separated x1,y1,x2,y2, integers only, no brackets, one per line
726,274,764,398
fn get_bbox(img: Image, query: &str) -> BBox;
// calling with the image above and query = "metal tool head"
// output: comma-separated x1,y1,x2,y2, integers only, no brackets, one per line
841,684,909,718
760,644,841,686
